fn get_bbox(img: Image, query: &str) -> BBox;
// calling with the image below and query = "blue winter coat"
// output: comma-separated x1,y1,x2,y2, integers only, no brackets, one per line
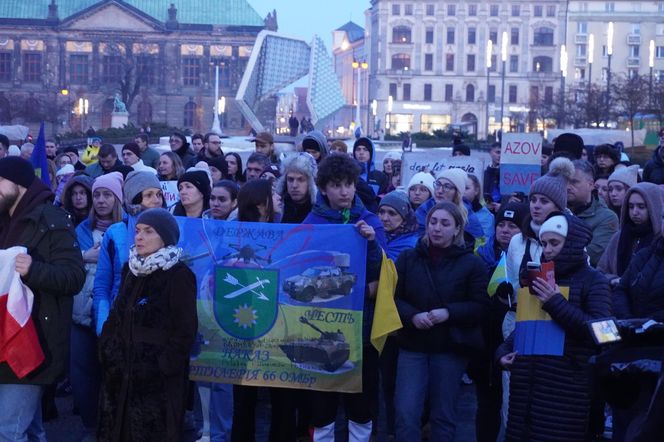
93,220,129,335
415,198,485,240
476,235,501,273
386,231,419,262
473,206,495,239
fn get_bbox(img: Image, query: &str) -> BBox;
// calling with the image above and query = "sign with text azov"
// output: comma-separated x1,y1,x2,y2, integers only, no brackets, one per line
500,133,543,195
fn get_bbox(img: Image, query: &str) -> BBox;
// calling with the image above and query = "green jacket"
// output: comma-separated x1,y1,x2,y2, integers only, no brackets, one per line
575,197,619,267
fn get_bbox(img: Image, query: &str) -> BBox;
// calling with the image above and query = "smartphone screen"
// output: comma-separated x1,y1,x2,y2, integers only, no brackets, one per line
589,319,622,344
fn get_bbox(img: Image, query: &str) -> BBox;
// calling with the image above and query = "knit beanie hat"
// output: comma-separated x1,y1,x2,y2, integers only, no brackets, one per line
407,172,435,196
92,171,123,202
529,157,575,210
205,156,229,178
539,214,568,240
0,156,36,187
379,190,411,220
124,170,161,206
496,201,529,228
553,133,584,159
178,169,211,200
7,145,20,156
608,164,639,188
452,144,471,156
436,168,468,195
122,142,141,158
594,144,620,164
136,208,180,246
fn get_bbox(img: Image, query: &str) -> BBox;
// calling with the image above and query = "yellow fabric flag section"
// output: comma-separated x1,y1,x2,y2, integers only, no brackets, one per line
370,252,402,353
515,286,569,322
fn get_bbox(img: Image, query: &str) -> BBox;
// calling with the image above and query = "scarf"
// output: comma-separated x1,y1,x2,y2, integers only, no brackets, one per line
128,245,182,277
95,218,113,233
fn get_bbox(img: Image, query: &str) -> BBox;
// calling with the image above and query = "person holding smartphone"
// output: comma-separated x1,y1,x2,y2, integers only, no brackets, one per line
497,212,611,441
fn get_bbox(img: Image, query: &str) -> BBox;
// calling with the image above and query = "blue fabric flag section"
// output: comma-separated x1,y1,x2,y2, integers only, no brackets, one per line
514,286,568,356
30,122,50,188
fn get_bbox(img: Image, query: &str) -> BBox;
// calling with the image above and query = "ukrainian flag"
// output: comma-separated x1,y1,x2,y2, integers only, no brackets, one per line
487,252,508,297
370,252,402,353
514,286,569,356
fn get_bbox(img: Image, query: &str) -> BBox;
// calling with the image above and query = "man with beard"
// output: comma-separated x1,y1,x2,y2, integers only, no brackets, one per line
0,157,84,440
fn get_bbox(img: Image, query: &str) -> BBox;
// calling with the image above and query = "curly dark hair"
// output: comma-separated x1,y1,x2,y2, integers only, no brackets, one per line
315,154,361,189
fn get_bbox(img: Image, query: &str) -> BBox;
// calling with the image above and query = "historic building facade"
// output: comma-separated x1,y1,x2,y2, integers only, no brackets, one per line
0,0,272,136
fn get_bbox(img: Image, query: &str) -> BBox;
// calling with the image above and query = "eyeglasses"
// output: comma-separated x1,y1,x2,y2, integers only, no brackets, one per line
434,181,456,192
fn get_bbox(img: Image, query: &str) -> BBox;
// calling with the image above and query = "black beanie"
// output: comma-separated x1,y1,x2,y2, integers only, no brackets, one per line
136,208,180,246
178,169,211,200
496,201,529,229
553,133,584,159
452,144,471,156
0,156,36,187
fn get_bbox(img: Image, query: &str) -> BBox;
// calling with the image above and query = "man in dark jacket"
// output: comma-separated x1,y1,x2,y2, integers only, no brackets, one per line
0,157,85,440
85,144,133,179
353,137,389,197
643,129,664,184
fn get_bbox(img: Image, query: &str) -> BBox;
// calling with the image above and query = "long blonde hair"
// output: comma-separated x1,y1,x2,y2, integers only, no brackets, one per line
423,201,466,248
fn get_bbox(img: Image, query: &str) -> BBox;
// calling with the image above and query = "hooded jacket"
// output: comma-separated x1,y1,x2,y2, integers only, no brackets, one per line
353,137,389,197
643,146,664,185
301,130,329,163
276,152,317,224
62,174,94,226
0,179,85,384
598,182,664,280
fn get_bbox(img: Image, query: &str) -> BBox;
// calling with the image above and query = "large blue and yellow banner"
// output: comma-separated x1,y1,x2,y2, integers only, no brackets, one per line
176,218,367,393
514,286,569,356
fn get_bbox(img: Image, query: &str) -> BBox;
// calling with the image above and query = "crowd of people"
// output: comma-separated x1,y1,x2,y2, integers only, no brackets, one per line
1,128,664,442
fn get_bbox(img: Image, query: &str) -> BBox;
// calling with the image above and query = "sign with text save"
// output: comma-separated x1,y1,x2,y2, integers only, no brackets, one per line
175,218,367,393
401,151,486,186
500,133,543,195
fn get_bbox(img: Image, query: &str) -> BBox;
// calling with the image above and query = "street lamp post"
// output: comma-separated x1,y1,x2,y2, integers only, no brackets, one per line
211,64,222,135
500,31,508,133
386,95,393,136
607,22,614,110
352,60,368,134
486,39,493,140
371,99,377,137
588,34,594,96
650,39,655,109
78,97,89,132
218,96,226,132
559,45,568,129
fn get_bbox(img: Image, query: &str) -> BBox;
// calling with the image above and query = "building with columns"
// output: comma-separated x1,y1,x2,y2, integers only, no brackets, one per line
0,0,272,136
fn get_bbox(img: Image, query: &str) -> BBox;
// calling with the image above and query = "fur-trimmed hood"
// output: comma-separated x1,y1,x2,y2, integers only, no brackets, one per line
276,152,318,204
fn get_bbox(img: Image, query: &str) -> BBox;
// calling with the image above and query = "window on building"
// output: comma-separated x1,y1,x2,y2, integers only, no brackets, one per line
491,55,497,72
403,83,411,101
424,83,432,101
657,46,664,58
490,4,499,16
468,27,476,44
511,28,519,45
392,53,411,70
23,53,42,83
511,4,520,16
136,55,156,86
405,4,413,15
445,53,455,71
658,24,664,36
183,101,197,127
508,85,517,103
389,83,397,99
488,85,496,102
575,68,586,80
102,55,122,84
447,4,456,16
426,28,434,44
576,44,587,57
631,23,641,35
509,55,518,72
628,68,638,78
393,26,412,43
577,22,588,34
530,86,539,104
547,5,556,16
426,4,435,16
534,5,543,16
605,2,615,12
425,53,434,71
69,54,89,85
182,56,200,86
467,54,476,71
392,4,400,15
466,84,475,102
533,56,553,72
544,86,553,104
489,29,498,44
445,84,453,102
447,28,455,44
534,27,554,46
602,45,608,57
0,52,11,82
629,45,640,57
468,4,478,16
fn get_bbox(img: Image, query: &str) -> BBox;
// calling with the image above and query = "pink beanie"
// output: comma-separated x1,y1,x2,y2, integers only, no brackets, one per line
92,172,123,202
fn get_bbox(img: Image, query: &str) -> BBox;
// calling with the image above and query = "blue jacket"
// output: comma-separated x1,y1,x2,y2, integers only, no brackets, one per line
473,206,495,239
476,235,501,273
75,218,94,251
74,219,96,327
415,198,485,240
93,220,129,335
386,231,419,262
354,137,388,197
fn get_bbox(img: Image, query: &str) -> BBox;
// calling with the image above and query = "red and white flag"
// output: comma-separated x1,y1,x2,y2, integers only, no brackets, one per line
0,247,44,378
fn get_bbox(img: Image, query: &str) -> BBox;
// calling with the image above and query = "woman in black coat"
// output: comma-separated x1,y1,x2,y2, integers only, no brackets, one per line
97,209,197,442
497,212,611,441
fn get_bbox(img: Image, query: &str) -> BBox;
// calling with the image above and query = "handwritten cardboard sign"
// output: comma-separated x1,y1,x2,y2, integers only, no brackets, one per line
401,151,486,186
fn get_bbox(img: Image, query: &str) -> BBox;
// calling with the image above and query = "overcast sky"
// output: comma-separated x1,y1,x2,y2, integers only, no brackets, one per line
248,0,370,49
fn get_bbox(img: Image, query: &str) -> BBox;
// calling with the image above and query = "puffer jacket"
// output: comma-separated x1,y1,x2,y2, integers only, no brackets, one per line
643,146,664,185
73,219,97,327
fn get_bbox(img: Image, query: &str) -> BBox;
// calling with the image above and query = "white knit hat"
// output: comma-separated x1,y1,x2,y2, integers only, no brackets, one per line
539,215,568,240
436,168,468,194
407,171,435,196
608,165,639,188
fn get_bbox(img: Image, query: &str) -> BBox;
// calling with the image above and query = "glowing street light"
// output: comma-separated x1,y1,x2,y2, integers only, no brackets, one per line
607,22,614,108
485,39,493,140
352,60,369,133
650,40,656,108
559,45,568,128
500,31,508,133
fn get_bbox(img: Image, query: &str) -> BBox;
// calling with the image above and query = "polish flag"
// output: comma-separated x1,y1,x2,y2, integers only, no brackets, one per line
0,247,44,379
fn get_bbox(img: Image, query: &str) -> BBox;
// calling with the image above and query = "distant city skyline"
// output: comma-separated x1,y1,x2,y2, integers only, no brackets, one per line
248,0,369,49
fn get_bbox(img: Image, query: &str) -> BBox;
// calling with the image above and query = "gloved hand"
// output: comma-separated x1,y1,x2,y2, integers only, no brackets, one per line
496,282,514,301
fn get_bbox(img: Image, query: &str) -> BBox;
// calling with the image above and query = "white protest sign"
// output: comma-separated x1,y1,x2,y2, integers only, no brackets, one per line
500,133,543,195
401,150,486,186
160,181,180,208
